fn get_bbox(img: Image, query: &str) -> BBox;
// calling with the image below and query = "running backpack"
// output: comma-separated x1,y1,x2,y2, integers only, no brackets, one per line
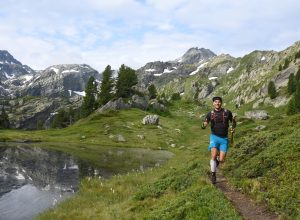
210,109,228,125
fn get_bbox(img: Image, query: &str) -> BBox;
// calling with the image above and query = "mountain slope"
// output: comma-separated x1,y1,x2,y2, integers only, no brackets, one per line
0,50,36,97
136,47,216,88
159,41,300,111
21,64,100,98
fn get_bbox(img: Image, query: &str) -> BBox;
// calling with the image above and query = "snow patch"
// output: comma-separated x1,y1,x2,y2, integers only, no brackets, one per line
4,72,15,79
24,75,33,82
209,77,218,80
16,172,25,180
69,165,79,170
261,56,266,61
154,73,163,77
145,68,156,72
62,69,80,74
227,67,234,73
73,91,85,96
163,68,173,73
189,62,208,75
50,67,60,74
68,90,72,96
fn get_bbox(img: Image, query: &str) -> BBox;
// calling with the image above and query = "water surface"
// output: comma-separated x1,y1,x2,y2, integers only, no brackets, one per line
0,144,173,220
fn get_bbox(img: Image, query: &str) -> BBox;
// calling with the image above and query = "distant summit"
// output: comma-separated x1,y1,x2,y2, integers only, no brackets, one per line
0,50,22,66
0,50,35,81
22,64,100,98
137,47,216,87
178,47,216,64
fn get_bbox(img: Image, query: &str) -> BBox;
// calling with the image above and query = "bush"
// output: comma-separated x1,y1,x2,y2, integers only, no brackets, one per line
171,93,181,101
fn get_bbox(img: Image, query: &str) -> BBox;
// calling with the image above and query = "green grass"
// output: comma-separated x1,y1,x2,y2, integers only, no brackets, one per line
1,100,299,219
0,102,241,220
224,113,300,219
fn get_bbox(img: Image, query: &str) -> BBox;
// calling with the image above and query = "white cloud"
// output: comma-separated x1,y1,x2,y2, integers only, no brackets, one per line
145,0,188,11
0,0,300,72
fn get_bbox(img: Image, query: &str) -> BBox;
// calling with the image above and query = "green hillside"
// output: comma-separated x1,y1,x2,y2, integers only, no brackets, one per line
0,100,299,219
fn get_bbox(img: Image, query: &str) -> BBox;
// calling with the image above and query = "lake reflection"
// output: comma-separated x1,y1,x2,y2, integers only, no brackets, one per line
0,144,173,220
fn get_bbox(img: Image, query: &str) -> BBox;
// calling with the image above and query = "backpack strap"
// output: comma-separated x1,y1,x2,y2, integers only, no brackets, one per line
222,109,227,124
210,110,216,123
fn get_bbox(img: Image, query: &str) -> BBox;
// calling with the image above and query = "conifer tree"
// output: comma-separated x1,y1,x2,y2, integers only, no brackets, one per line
283,58,290,69
81,76,97,118
294,81,300,111
295,50,300,60
0,107,10,129
278,64,282,71
287,97,297,115
98,65,113,106
296,68,300,82
268,81,277,99
287,73,297,95
116,64,138,98
148,84,157,99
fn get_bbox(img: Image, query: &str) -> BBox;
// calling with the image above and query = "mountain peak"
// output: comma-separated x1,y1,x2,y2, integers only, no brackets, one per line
179,47,216,64
0,50,22,66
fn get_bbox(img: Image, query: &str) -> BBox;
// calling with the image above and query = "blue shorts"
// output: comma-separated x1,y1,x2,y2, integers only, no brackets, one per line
208,134,229,153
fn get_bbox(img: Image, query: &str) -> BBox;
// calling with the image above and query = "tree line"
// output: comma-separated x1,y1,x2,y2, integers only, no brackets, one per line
287,68,300,115
51,64,158,128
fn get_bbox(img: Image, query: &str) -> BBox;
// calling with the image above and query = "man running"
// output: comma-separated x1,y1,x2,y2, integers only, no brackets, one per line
201,96,236,184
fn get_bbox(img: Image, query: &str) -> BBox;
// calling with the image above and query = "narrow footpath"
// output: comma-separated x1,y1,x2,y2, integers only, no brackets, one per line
215,173,279,220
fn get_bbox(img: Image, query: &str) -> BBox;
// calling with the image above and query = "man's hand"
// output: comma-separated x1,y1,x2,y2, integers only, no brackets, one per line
201,121,208,129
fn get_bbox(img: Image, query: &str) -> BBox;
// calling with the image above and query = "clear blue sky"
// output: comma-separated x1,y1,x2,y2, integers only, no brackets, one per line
1,0,300,72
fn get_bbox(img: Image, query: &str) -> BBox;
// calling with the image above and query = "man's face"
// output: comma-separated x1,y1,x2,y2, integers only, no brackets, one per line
213,100,222,110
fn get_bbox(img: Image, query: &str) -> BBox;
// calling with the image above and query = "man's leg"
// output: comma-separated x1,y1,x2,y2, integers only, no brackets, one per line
210,147,218,184
219,151,226,164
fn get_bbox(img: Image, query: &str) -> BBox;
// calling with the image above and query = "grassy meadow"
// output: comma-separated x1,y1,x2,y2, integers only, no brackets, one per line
0,100,299,219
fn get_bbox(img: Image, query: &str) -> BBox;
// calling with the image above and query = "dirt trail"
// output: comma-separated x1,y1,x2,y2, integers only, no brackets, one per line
215,173,279,220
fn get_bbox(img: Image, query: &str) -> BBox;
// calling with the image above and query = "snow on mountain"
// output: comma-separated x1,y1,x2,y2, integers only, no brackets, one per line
189,62,208,75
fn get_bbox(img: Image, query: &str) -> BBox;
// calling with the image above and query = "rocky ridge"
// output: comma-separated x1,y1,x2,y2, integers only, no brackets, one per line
1,41,300,129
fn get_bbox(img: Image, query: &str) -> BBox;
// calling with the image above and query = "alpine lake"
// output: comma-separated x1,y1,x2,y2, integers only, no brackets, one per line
0,143,173,220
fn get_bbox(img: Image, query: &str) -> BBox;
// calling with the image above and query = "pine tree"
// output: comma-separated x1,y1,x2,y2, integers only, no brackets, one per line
51,107,76,128
287,97,297,115
81,76,97,118
278,64,282,71
148,84,157,99
98,65,113,106
287,73,297,95
52,109,66,128
0,107,10,129
296,68,300,82
171,93,181,100
268,81,277,99
295,81,300,111
283,58,290,69
116,64,138,98
295,50,300,60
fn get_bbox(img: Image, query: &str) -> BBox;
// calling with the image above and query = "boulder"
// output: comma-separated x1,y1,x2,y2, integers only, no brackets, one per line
98,98,130,112
197,84,214,99
245,110,269,120
149,99,167,111
130,95,149,110
116,134,126,142
142,115,159,125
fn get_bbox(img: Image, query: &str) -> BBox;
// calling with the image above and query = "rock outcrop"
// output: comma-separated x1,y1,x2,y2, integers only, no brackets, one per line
142,115,160,125
245,110,269,120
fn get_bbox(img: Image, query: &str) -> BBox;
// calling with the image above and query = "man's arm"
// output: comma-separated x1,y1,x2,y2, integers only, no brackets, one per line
201,113,210,129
